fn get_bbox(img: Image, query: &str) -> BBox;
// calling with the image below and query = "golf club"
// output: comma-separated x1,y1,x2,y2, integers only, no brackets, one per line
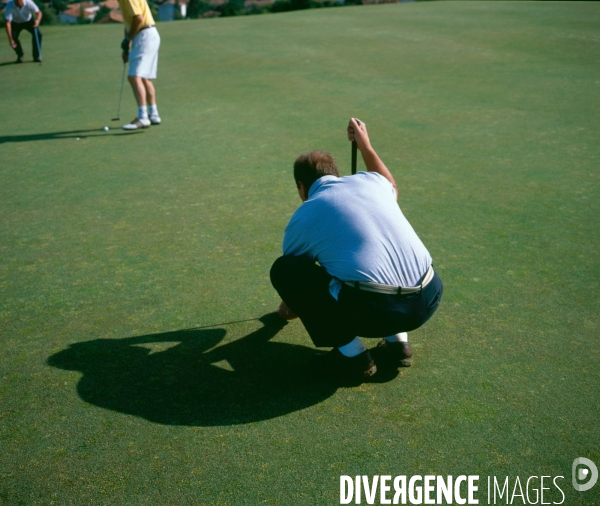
351,140,357,175
112,63,126,121
34,28,42,66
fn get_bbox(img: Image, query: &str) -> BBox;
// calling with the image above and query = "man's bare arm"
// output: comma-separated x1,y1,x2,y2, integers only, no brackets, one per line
121,14,143,62
127,14,144,41
347,118,398,199
33,10,42,28
5,21,16,48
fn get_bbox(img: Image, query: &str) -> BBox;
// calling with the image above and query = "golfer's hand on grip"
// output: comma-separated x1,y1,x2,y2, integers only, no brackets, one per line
347,117,398,198
347,118,371,152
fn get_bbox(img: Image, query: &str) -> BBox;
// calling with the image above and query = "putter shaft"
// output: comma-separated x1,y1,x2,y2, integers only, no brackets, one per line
113,63,126,121
34,28,42,65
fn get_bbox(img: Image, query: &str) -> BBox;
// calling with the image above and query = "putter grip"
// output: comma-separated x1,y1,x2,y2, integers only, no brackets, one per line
351,141,357,175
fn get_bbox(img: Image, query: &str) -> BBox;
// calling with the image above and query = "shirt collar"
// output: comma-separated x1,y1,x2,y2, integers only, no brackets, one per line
308,175,337,199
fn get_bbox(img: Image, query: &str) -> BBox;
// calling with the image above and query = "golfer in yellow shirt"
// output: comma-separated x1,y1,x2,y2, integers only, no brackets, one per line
118,0,161,130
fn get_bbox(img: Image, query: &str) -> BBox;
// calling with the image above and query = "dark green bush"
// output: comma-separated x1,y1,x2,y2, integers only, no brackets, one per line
93,5,111,22
269,0,310,13
187,0,212,18
216,0,245,17
33,0,59,25
47,0,68,17
246,4,265,14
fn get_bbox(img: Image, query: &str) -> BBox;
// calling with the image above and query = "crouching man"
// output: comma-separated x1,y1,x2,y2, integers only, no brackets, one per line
270,118,443,381
4,0,42,63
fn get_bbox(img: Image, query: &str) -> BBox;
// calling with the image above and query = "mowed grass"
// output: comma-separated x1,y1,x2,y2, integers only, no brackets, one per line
1,1,599,504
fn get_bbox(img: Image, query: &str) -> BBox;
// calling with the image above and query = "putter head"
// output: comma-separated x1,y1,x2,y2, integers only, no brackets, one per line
111,117,121,121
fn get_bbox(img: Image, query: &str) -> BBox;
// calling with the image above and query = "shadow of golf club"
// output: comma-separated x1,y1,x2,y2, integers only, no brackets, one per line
0,129,143,144
47,312,394,426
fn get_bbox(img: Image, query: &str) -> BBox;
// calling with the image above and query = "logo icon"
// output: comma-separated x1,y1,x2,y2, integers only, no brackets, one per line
572,458,598,492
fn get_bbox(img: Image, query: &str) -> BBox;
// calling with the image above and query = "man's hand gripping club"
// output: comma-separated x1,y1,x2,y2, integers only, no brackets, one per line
347,118,398,199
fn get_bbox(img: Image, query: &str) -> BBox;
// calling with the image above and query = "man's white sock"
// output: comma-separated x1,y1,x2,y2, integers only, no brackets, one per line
338,337,367,357
385,332,408,343
138,106,149,120
148,104,158,116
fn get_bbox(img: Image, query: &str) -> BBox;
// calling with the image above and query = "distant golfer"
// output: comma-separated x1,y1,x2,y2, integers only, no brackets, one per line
270,118,443,381
4,0,42,64
118,0,161,130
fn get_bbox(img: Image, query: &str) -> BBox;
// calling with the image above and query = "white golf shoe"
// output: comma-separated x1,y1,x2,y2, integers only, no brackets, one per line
122,118,151,130
149,114,161,125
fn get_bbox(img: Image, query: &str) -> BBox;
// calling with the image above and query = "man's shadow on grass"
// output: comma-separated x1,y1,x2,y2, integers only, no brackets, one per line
0,60,37,67
48,312,396,426
0,59,50,66
0,129,142,144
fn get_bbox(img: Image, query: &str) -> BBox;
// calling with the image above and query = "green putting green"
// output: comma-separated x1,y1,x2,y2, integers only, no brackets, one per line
1,1,599,504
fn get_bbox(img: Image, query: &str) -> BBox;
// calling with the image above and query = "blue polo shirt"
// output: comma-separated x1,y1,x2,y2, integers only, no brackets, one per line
283,172,432,294
4,0,39,23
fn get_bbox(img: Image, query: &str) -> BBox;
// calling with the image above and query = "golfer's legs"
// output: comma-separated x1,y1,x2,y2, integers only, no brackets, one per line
270,256,355,348
12,23,24,58
143,79,156,105
128,76,147,107
32,26,41,60
25,22,41,60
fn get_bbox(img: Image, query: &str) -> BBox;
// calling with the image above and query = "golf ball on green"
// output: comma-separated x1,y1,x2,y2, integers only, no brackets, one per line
103,126,109,131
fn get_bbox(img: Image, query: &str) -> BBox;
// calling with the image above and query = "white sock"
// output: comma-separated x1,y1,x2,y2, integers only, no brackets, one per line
338,337,367,358
147,104,158,116
385,332,408,343
138,106,149,120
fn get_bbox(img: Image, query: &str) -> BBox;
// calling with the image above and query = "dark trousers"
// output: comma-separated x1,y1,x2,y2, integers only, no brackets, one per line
12,19,42,60
270,255,443,348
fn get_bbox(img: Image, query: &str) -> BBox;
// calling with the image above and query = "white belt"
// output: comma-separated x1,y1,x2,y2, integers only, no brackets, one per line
343,265,435,296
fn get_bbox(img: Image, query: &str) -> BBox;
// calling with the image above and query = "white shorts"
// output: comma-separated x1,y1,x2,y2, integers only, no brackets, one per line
128,26,160,79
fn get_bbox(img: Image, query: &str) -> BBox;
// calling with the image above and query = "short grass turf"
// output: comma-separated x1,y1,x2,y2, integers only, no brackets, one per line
1,1,599,504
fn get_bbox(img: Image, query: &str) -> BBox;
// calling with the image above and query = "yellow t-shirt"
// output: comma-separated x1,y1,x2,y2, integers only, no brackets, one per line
118,0,154,32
